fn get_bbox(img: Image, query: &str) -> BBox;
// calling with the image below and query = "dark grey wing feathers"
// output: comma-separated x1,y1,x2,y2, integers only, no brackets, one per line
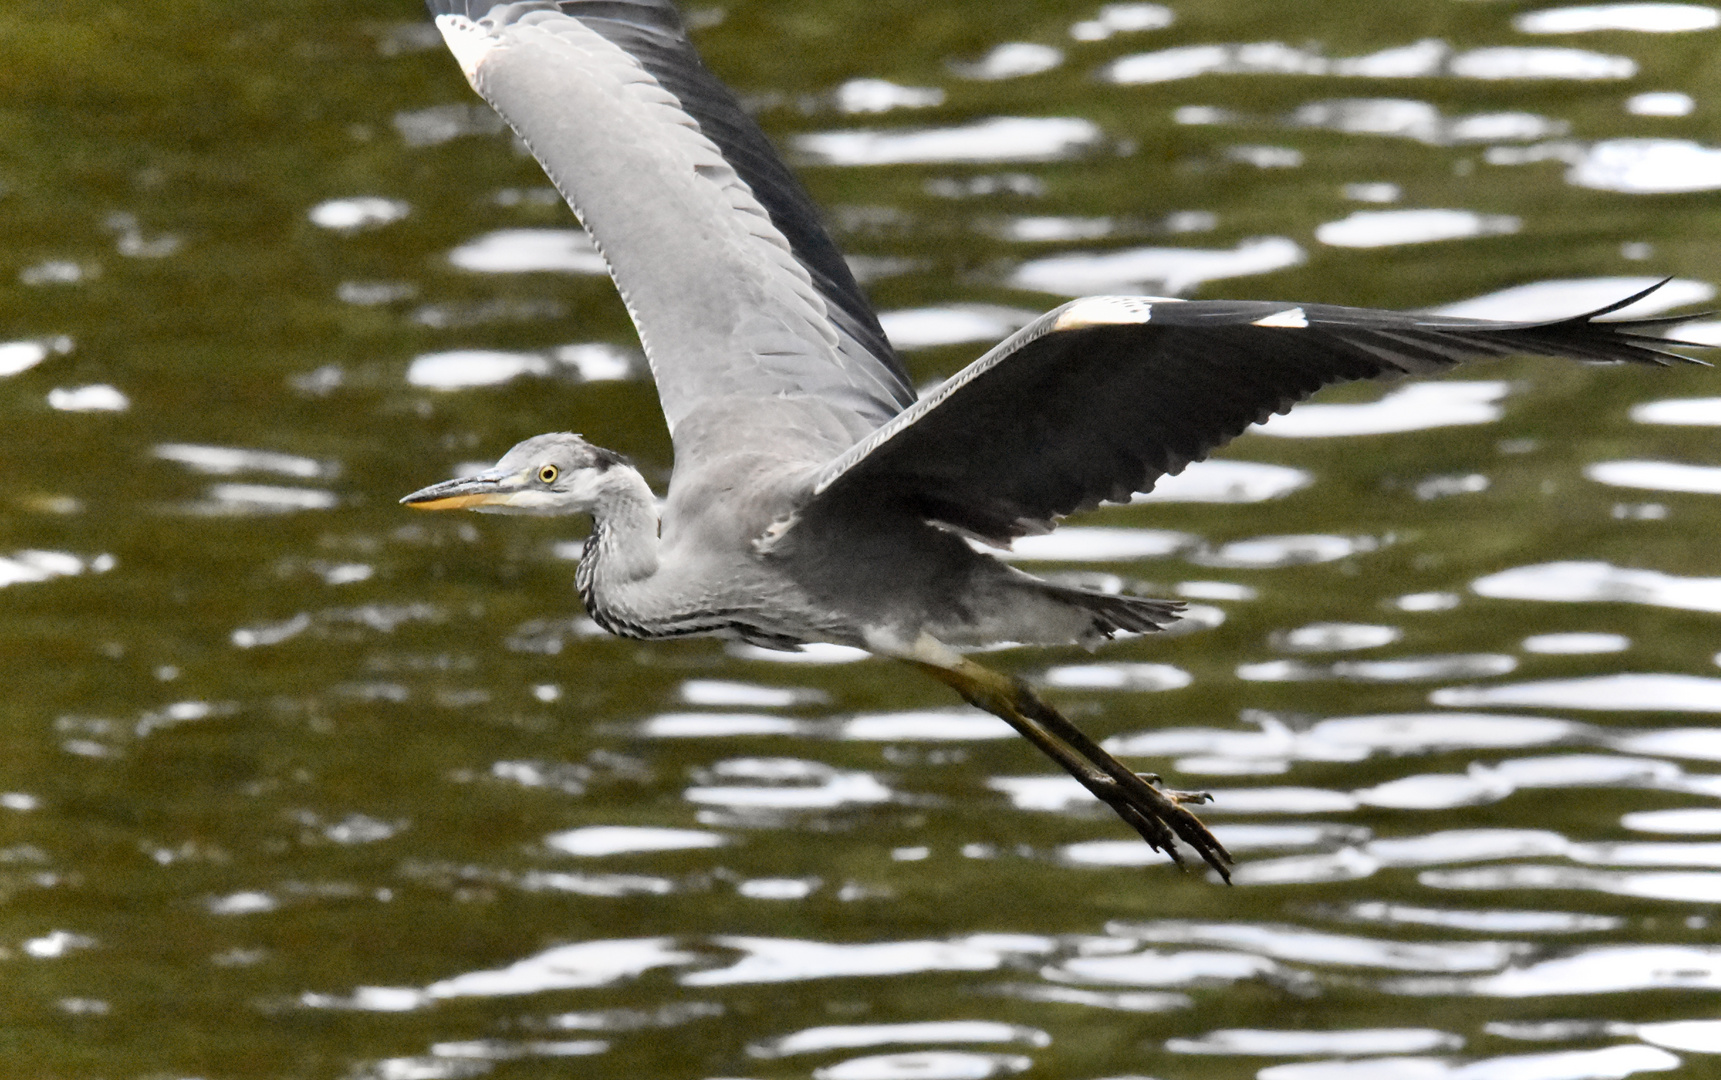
808,288,1708,545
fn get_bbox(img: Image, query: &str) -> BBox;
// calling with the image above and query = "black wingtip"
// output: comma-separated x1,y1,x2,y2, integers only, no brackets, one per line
1578,277,1675,321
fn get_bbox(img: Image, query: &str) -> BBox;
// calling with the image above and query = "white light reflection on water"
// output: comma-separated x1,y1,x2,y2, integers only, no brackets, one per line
751,1021,1050,1059
154,443,336,479
1430,276,1712,320
544,827,728,857
1639,1019,1721,1053
1168,1027,1463,1056
1039,662,1191,691
1628,90,1698,116
1433,674,1721,712
393,102,506,146
996,527,1192,562
1110,920,1525,971
1241,654,1518,683
834,78,946,115
1103,40,1635,82
1516,3,1721,34
1569,840,1721,867
1043,949,1281,988
308,196,409,230
447,229,607,273
1451,46,1637,79
879,305,1037,350
1316,209,1520,248
839,711,1016,741
679,679,822,707
684,758,894,809
1294,99,1568,145
426,939,697,1000
406,345,633,389
814,1051,1033,1080
991,983,1191,1013
950,42,1063,80
1178,580,1256,600
0,336,70,376
1622,807,1721,833
1070,3,1175,42
1422,864,1721,904
1398,592,1462,611
797,117,1102,166
1195,533,1373,568
0,550,113,589
1253,382,1508,438
1276,623,1403,652
639,712,807,737
684,937,1011,987
1312,713,1587,753
190,484,339,514
1522,633,1630,655
1257,1044,1679,1080
984,216,1116,242
1586,459,1721,495
1386,944,1721,996
1472,560,1721,612
47,385,128,412
1365,830,1573,867
1336,901,1621,934
1355,771,1514,811
232,604,447,648
1009,237,1305,296
1133,459,1312,503
1570,138,1721,193
1633,397,1721,424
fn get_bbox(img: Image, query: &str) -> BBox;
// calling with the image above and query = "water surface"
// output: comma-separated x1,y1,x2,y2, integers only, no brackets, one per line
4,1,1721,1077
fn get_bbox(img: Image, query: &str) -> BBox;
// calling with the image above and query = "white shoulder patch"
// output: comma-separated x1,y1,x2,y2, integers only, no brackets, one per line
1252,307,1308,328
436,14,497,84
1053,295,1178,331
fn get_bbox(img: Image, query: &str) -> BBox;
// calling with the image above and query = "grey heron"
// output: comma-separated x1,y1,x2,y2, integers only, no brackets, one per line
402,0,1707,879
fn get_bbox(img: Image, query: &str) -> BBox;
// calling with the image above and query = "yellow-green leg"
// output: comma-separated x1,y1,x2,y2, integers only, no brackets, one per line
907,656,1232,881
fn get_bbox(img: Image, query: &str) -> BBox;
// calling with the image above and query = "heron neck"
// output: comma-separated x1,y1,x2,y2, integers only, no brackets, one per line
584,468,661,584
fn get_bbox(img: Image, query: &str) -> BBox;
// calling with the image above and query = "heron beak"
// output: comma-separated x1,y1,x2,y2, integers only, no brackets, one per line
400,469,519,511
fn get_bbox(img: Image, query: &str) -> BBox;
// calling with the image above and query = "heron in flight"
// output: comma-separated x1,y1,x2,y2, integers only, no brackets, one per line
403,0,1705,878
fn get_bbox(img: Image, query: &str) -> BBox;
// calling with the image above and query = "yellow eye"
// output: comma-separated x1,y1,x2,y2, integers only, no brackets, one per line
538,464,559,484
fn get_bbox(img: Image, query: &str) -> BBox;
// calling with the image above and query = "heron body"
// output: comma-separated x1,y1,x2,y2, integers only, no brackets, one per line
404,0,1707,877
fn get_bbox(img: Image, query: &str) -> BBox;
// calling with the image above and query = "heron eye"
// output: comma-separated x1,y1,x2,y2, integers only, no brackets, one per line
538,464,559,484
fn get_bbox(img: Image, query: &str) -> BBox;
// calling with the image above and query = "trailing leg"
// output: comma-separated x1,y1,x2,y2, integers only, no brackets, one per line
904,655,1232,880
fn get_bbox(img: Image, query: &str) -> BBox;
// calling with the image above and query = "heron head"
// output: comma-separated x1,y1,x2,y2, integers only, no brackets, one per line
400,432,632,516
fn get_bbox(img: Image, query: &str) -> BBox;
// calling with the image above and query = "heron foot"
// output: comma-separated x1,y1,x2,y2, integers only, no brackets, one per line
1137,774,1214,806
905,656,1232,882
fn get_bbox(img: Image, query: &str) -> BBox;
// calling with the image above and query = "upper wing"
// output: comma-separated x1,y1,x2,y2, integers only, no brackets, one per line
426,0,915,450
807,285,1707,544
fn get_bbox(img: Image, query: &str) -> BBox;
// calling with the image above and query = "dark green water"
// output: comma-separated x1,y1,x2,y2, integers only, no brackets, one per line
6,1,1721,1077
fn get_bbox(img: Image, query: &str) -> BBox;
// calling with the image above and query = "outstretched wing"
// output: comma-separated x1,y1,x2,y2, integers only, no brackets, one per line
808,284,1707,544
426,0,915,451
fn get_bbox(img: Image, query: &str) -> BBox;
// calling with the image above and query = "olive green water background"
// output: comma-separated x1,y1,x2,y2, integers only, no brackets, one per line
6,1,1721,1077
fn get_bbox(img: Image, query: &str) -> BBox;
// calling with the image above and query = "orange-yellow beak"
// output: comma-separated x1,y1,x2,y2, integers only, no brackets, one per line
400,469,517,511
